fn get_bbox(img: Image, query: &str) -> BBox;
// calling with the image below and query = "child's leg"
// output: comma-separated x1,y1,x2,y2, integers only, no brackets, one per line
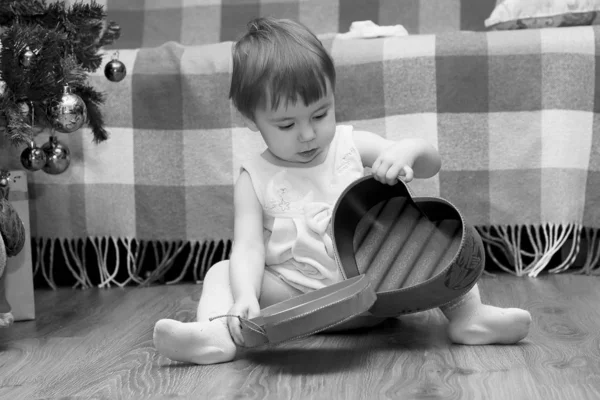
440,283,532,345
153,260,237,365
258,269,305,308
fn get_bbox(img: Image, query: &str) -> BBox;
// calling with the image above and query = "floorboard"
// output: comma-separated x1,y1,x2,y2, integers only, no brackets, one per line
1,273,600,400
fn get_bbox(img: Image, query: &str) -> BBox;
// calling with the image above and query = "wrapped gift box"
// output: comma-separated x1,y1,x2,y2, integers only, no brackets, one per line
1,170,35,321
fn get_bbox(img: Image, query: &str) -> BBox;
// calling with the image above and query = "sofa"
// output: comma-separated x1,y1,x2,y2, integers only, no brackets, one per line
1,0,599,289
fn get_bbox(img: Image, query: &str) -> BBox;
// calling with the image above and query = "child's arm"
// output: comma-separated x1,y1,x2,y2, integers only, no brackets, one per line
230,170,265,300
227,170,266,345
353,130,441,185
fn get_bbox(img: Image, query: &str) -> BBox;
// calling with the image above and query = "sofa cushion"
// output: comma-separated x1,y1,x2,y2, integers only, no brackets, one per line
486,0,600,30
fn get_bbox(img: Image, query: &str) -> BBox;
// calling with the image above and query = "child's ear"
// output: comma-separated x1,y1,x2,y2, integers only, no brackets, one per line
241,114,259,132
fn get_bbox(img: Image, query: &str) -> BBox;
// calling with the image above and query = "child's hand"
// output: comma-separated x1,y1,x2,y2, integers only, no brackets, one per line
227,295,261,347
371,143,415,185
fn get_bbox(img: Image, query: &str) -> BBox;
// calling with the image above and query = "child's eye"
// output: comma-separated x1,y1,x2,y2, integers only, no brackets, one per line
279,123,294,130
314,111,327,120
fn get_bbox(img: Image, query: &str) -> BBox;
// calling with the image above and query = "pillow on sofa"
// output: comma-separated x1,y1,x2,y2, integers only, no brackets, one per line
485,0,600,30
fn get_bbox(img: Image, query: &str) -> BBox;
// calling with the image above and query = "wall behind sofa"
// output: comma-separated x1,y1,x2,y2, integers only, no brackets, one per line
64,0,498,49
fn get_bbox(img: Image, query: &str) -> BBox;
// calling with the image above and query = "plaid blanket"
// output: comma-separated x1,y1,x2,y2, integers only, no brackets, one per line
4,24,600,286
94,0,497,49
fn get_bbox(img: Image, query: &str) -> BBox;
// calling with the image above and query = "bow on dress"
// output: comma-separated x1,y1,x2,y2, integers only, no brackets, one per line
304,201,335,259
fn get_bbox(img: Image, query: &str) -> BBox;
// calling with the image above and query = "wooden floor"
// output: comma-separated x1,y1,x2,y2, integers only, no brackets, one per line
1,273,600,400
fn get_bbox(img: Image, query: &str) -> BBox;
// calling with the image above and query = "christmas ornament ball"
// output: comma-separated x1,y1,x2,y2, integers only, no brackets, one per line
20,46,35,67
104,59,127,82
0,172,8,200
48,86,87,133
20,146,47,172
42,136,71,175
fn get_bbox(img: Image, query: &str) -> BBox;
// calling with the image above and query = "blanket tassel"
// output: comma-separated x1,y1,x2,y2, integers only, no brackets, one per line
29,227,599,289
477,224,590,277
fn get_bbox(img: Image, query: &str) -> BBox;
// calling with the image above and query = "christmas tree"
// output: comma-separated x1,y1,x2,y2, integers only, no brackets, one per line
0,0,122,173
0,0,122,326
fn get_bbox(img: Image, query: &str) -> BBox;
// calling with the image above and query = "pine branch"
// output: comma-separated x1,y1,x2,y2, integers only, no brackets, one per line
0,0,120,72
98,21,121,47
61,55,87,88
75,84,108,143
0,0,47,26
67,1,106,21
4,103,34,147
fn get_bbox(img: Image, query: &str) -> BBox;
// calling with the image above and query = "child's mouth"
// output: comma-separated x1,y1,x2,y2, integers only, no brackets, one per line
298,148,318,158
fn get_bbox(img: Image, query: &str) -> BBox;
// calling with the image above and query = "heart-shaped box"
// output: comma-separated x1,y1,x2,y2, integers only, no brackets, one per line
332,176,485,317
239,176,485,346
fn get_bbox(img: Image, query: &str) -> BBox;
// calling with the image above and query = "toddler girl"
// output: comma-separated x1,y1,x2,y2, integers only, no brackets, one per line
153,17,531,365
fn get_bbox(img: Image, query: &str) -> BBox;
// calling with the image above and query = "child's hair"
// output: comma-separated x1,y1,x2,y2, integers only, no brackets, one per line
229,17,336,120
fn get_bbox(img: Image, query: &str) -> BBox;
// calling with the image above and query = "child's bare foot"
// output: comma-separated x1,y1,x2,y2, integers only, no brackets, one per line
447,305,531,345
153,319,236,365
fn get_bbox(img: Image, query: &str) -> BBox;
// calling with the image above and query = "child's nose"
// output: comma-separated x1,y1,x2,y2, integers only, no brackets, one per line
299,125,316,142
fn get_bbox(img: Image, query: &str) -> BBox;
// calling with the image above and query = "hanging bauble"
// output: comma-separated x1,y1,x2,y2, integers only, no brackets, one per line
0,172,8,199
20,142,47,172
41,136,71,175
20,46,35,68
104,51,127,82
47,85,87,133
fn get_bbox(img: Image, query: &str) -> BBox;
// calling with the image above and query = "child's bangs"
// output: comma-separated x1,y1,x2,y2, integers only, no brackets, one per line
265,64,330,111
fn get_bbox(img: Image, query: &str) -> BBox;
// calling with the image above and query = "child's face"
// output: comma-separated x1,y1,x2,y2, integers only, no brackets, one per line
246,82,336,165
